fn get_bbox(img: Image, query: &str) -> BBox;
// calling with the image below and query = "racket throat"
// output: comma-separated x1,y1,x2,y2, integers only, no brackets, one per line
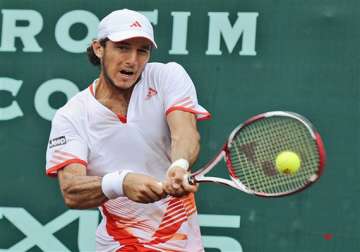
188,175,196,185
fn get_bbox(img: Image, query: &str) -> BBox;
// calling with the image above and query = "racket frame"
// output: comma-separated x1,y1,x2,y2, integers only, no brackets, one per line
189,111,326,197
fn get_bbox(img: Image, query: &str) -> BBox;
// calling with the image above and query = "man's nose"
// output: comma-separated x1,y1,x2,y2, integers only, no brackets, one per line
125,49,138,65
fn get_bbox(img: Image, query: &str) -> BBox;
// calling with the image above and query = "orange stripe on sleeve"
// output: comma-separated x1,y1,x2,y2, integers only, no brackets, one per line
165,106,211,121
54,149,79,159
171,97,191,106
46,159,87,177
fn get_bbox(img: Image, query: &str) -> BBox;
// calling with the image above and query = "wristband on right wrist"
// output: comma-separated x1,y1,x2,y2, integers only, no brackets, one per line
167,158,189,176
101,170,131,199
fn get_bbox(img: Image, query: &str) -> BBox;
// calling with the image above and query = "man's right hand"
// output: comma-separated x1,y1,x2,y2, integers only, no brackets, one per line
163,166,198,197
122,173,166,203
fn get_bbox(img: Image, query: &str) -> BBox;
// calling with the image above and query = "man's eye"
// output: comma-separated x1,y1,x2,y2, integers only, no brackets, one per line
138,49,149,54
118,45,130,50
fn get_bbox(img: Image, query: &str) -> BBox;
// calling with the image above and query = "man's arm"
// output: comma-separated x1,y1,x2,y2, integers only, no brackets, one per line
163,110,200,197
57,164,105,209
57,164,166,209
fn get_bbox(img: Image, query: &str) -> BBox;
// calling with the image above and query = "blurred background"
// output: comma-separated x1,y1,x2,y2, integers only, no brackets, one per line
0,0,359,251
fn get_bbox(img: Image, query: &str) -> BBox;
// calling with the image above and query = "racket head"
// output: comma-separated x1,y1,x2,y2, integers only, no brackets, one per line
224,111,326,197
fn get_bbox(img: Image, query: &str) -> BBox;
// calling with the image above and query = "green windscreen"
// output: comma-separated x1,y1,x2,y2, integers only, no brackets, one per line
1,1,358,251
229,116,320,195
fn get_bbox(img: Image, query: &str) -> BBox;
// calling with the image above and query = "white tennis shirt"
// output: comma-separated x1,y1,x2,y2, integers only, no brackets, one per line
46,62,210,252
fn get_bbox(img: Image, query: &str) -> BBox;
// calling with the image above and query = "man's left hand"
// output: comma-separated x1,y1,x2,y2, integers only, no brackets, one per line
163,166,198,197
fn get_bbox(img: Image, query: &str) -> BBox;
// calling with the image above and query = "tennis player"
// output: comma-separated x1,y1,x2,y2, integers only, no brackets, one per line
45,9,210,251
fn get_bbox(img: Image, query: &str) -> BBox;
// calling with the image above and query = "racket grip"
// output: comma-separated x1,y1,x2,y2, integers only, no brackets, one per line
187,175,196,185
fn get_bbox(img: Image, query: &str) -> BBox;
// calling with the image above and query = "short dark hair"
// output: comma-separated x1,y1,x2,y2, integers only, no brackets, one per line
86,38,109,66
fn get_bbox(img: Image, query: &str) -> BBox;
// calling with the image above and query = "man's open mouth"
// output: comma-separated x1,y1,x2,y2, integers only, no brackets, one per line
120,70,134,76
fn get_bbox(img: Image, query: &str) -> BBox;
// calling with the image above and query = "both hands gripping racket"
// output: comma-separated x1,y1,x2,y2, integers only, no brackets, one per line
186,111,326,197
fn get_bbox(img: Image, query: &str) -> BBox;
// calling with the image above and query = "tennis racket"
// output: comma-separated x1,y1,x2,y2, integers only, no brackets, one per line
187,111,326,197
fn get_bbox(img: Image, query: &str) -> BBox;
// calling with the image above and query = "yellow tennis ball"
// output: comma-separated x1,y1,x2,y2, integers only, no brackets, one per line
275,151,301,175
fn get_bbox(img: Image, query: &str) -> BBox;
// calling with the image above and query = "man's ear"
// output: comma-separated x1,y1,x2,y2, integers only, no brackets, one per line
92,40,104,59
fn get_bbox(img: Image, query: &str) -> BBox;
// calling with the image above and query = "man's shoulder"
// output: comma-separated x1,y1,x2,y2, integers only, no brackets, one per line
54,88,91,122
143,62,187,85
145,62,184,72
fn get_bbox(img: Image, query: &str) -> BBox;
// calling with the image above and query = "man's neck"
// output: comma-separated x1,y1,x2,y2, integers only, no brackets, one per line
94,75,136,115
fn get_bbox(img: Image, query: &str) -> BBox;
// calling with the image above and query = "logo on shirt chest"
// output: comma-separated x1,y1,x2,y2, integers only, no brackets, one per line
145,87,158,100
49,136,67,148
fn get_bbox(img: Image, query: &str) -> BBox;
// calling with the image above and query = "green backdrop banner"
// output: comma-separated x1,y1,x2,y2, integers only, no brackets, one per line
1,0,359,251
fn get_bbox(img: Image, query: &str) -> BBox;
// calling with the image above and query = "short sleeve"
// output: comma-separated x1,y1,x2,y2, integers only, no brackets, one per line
161,62,211,121
46,111,88,177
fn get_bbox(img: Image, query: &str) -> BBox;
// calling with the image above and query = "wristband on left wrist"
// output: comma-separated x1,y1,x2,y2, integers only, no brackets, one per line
167,158,189,176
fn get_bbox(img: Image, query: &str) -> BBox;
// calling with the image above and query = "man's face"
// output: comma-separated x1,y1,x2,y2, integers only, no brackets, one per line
100,37,151,90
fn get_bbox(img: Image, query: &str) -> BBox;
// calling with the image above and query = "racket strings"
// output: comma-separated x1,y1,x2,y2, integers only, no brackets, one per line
243,121,317,192
241,122,316,193
229,117,319,195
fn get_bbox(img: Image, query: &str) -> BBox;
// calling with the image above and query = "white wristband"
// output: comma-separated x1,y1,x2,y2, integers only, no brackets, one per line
167,158,189,175
101,170,132,199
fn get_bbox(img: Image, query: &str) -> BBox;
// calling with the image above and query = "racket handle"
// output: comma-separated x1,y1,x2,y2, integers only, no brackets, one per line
187,174,196,185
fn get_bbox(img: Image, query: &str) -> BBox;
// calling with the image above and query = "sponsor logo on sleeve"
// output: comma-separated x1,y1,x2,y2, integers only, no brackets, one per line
49,136,66,148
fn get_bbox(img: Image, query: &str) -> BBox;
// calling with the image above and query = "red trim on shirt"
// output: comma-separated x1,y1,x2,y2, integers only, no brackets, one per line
89,84,95,96
89,84,128,124
53,149,79,160
117,114,127,123
166,106,211,121
171,96,191,106
148,196,194,245
101,205,151,251
46,159,87,177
